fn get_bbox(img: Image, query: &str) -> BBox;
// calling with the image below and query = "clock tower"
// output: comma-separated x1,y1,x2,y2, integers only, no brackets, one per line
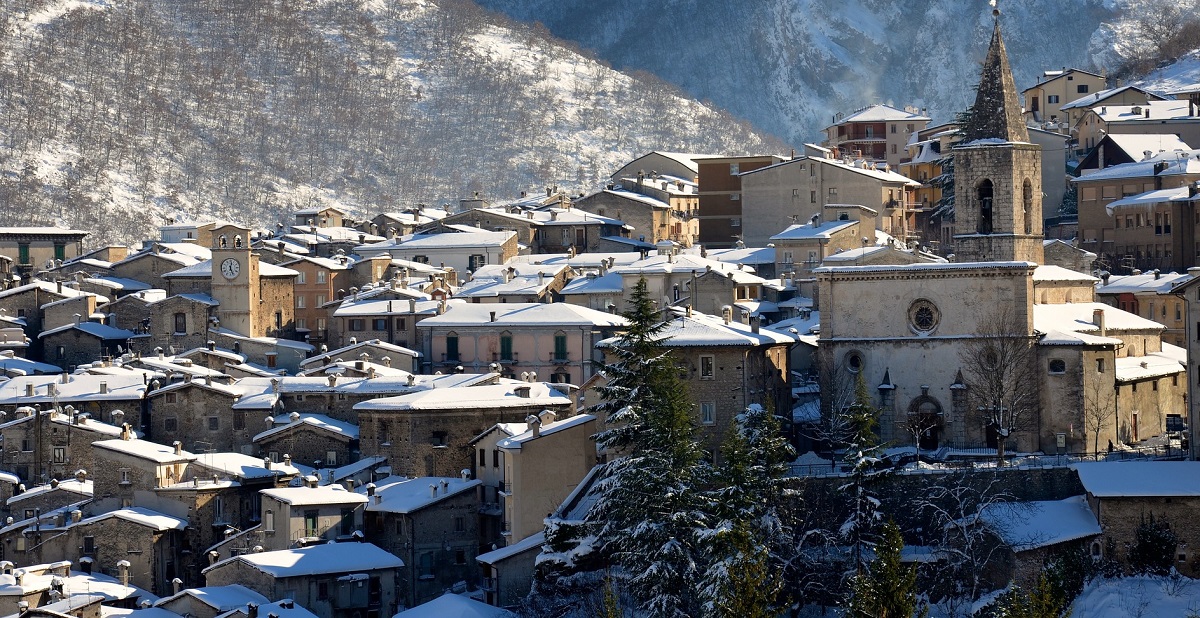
210,223,260,336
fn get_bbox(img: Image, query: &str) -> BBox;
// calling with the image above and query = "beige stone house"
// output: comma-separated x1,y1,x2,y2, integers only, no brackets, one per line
0,373,146,437
253,414,359,468
0,410,125,484
202,542,403,618
822,104,930,167
1021,68,1107,128
769,205,881,278
0,227,88,278
416,302,626,383
259,486,367,551
153,585,269,618
354,380,574,478
92,436,197,505
7,476,92,519
1074,101,1200,160
361,476,481,608
354,230,520,275
0,281,105,347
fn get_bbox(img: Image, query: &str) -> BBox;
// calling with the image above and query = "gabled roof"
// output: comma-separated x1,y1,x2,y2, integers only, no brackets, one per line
829,103,930,126
979,496,1100,552
93,438,196,464
395,592,516,618
354,381,571,412
1104,187,1199,215
1074,461,1200,497
417,302,627,328
599,309,793,348
769,220,858,241
254,414,360,442
496,414,595,450
0,281,104,302
362,476,480,513
38,321,147,341
154,585,269,612
1097,272,1191,295
261,485,367,506
1024,67,1105,90
1058,85,1165,111
75,507,187,532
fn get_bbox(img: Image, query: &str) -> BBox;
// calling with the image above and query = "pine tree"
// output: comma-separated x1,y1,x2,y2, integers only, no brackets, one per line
587,277,711,618
845,520,925,618
841,372,888,575
700,404,795,615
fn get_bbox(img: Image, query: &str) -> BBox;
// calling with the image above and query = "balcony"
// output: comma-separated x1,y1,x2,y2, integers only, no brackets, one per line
549,353,569,364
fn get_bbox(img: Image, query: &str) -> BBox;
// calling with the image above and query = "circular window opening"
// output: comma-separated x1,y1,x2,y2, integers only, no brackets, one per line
908,299,941,334
846,352,863,373
1049,359,1066,374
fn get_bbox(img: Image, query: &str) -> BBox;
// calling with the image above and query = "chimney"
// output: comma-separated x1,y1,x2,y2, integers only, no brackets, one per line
184,373,193,384
722,306,732,324
75,469,86,483
284,453,292,467
751,316,760,334
73,313,81,325
207,340,216,351
515,386,531,398
70,509,82,523
173,441,183,456
205,374,212,386
247,604,259,618
328,374,337,387
375,494,382,505
172,578,183,595
461,469,470,481
441,479,449,494
740,310,750,325
429,484,437,498
366,483,376,497
99,382,108,394
408,299,416,313
117,560,130,587
60,373,68,384
526,414,541,437
406,374,416,386
489,311,496,323
1093,309,1106,337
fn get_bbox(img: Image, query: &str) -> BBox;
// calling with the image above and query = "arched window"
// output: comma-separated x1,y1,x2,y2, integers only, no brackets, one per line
218,235,228,249
977,179,994,234
1022,179,1033,235
234,235,244,249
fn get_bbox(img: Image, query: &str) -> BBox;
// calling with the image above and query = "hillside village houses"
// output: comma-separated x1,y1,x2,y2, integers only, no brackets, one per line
9,20,1200,615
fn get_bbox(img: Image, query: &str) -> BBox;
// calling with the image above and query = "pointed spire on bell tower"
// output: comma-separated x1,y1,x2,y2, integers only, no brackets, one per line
961,5,1028,143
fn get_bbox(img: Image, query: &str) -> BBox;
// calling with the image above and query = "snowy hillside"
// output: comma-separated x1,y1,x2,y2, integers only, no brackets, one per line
476,0,1131,144
1137,49,1200,94
0,0,782,245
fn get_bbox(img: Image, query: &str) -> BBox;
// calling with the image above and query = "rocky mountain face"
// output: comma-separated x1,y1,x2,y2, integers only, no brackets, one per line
475,0,1124,143
0,0,782,245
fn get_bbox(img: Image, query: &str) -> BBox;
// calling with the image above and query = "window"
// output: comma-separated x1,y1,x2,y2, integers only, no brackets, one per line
1047,95,1060,104
274,311,283,329
699,355,715,380
17,243,29,265
493,449,500,468
327,450,338,466
890,124,896,134
891,144,897,154
828,187,838,196
479,449,486,467
164,418,178,432
83,536,95,554
208,417,219,431
1096,358,1105,373
701,402,716,425
340,508,354,535
1077,84,1089,94
173,312,187,334
164,393,178,404
455,549,466,565
234,411,245,430
730,218,741,227
53,447,66,463
296,271,306,284
431,431,447,446
372,318,387,331
810,190,817,203
1048,359,1066,374
500,333,513,361
316,270,327,283
304,510,319,536
20,439,31,452
454,516,465,532
317,318,327,331
120,468,130,484
317,582,329,601
315,294,327,306
297,318,307,330
349,319,365,331
469,254,487,271
729,163,739,175
553,332,568,361
53,243,66,260
846,352,863,373
446,333,460,361
296,295,305,309
730,192,740,201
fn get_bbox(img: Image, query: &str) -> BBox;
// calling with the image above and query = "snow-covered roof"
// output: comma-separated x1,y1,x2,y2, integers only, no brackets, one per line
394,592,516,618
1074,461,1200,497
76,507,188,531
93,438,196,464
600,309,792,348
1114,343,1186,382
0,374,147,405
1097,272,1191,295
706,247,776,265
301,340,421,366
814,261,1036,276
1041,239,1097,259
830,103,930,124
359,230,515,252
191,452,303,480
477,531,545,565
154,585,269,612
417,302,627,328
743,156,921,185
203,542,403,577
560,272,623,295
7,480,92,506
0,281,106,302
361,476,480,513
1033,303,1163,342
979,496,1100,552
82,276,152,292
456,276,553,299
38,321,147,341
613,253,753,276
261,485,368,506
1075,149,1200,182
1105,187,1198,216
1059,85,1160,111
1102,133,1192,160
496,414,595,450
254,414,360,442
1032,264,1099,283
769,220,858,241
0,356,62,375
331,298,449,317
1086,100,1190,123
354,381,571,412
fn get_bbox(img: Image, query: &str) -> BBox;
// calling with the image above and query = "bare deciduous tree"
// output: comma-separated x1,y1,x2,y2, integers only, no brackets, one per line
1080,371,1116,458
959,307,1039,464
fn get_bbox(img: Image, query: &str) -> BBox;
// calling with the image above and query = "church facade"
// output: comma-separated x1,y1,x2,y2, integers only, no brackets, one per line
815,19,1186,456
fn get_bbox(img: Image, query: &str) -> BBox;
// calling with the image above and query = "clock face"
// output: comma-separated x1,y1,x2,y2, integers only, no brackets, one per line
220,258,241,280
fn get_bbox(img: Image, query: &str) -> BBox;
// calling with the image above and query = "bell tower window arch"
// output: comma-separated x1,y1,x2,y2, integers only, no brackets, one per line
977,179,994,235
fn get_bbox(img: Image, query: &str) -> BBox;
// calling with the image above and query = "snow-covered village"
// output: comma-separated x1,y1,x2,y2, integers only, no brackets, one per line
6,0,1200,616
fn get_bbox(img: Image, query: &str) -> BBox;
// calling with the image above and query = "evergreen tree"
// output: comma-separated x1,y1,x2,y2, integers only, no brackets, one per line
841,372,888,575
844,520,925,618
587,277,711,617
700,404,795,615
989,573,1072,618
1128,514,1178,576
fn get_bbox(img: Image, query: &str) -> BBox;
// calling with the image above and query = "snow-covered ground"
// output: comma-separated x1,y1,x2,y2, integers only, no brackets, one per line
1071,575,1200,617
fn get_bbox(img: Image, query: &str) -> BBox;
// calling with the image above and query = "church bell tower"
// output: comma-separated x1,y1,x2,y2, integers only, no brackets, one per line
952,13,1045,265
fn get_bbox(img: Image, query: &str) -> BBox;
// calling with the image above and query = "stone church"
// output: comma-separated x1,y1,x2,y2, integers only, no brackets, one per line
816,18,1186,455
